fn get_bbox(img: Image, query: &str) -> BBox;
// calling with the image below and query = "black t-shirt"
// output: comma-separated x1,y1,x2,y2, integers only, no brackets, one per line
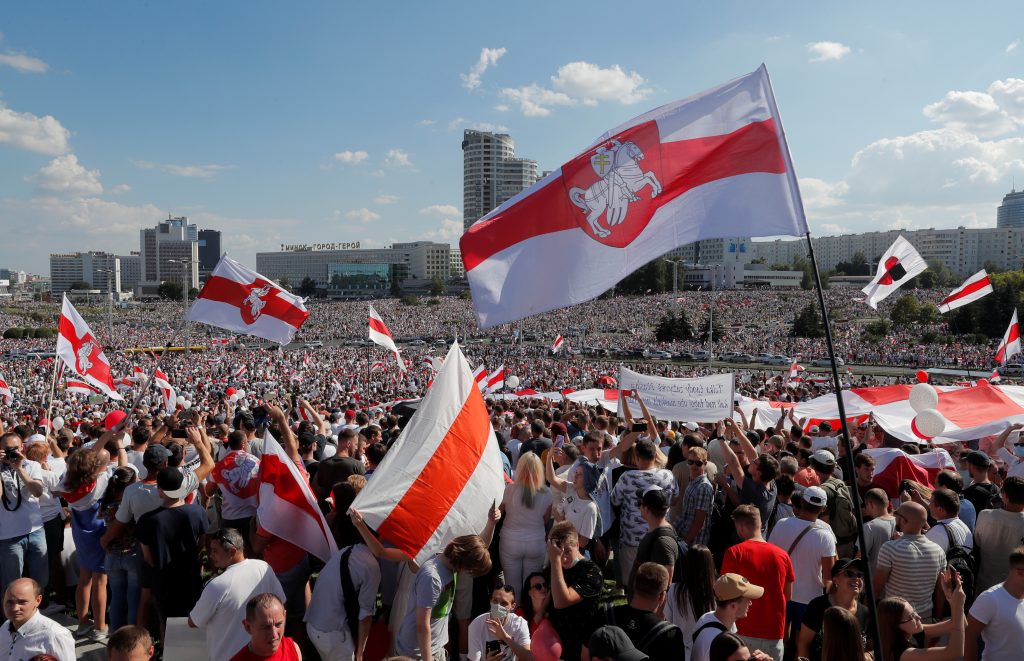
963,482,1001,513
800,594,871,661
314,455,365,495
606,605,684,659
136,503,208,616
520,437,552,458
634,525,681,579
547,559,603,661
741,467,777,534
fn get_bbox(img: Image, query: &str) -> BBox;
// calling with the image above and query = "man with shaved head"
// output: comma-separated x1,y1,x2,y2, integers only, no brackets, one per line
872,500,947,622
0,577,76,660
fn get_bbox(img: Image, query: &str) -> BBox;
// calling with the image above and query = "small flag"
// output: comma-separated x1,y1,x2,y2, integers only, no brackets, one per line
485,365,506,393
996,310,1021,366
862,236,927,309
154,369,177,414
551,335,565,354
232,365,248,380
0,373,12,404
938,269,994,313
472,365,488,392
369,304,405,371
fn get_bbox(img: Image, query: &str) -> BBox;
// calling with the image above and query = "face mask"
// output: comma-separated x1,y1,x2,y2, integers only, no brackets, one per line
1013,446,1024,458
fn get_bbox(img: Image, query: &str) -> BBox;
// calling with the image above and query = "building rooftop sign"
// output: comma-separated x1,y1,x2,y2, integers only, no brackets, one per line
279,242,361,252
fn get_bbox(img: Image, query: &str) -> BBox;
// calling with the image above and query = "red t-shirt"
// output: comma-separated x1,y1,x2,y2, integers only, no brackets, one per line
255,524,306,573
720,539,794,640
229,638,300,661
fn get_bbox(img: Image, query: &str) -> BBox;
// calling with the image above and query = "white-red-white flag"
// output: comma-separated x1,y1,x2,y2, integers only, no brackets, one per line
66,379,100,396
56,295,122,400
231,365,248,380
368,304,405,371
0,373,12,404
862,236,928,309
551,335,565,354
153,369,177,414
186,255,309,345
350,342,504,564
256,430,337,562
996,310,1021,366
787,359,805,384
460,65,809,329
472,365,488,392
939,270,994,313
485,365,506,393
990,369,1002,383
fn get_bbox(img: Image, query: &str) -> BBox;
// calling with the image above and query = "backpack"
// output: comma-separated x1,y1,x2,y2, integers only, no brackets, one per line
603,604,678,653
692,620,727,644
940,522,977,607
821,478,858,546
649,525,687,583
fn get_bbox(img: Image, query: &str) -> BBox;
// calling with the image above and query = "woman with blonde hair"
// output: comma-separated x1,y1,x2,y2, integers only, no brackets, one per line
499,452,553,601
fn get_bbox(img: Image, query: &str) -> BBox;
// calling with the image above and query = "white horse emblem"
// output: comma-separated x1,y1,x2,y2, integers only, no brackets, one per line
76,341,95,373
568,140,662,239
243,285,275,323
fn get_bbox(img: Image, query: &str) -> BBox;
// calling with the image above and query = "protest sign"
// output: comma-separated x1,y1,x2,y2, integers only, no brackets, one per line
618,367,734,422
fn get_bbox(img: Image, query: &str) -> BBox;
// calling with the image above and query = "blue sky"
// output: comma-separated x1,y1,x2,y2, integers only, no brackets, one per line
1,1,1022,271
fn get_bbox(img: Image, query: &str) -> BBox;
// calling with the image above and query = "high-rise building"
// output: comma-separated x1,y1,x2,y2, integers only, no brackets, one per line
118,252,141,290
462,130,538,230
198,229,222,281
998,189,1024,229
138,216,199,296
49,252,121,297
256,242,452,287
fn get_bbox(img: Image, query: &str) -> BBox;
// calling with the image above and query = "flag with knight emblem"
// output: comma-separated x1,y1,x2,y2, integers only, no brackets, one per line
460,64,809,328
56,296,122,400
862,236,927,309
186,255,309,345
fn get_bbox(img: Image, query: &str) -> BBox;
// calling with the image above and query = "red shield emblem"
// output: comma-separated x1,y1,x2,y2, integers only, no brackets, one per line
563,121,664,248
239,280,277,325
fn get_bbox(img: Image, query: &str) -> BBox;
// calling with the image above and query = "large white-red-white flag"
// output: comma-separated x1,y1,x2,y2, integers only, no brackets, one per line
368,304,405,371
66,379,100,396
997,310,1021,366
0,373,12,404
861,236,927,309
56,296,122,400
460,64,808,328
485,365,506,394
153,369,177,414
256,430,337,562
186,255,309,345
551,335,565,354
350,342,504,564
938,270,994,313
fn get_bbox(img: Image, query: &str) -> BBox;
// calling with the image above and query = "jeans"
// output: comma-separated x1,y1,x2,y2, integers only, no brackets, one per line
106,550,140,631
0,528,47,595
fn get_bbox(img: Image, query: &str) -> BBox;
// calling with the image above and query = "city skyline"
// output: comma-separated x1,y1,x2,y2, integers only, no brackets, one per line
1,2,1023,273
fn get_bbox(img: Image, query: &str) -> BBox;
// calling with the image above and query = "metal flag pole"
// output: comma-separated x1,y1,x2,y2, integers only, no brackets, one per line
805,231,885,659
43,355,61,434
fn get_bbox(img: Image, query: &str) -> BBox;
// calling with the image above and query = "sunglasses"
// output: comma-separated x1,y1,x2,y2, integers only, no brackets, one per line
688,460,705,466
530,582,548,591
842,570,864,579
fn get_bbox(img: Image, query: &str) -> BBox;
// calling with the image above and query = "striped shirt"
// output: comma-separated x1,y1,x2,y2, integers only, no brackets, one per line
876,533,945,619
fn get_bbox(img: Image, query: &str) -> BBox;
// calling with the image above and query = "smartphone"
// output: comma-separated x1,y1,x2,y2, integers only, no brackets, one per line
171,428,188,439
631,422,647,433
485,640,502,654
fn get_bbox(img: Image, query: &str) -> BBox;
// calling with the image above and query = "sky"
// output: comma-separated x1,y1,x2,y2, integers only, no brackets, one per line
0,2,1022,272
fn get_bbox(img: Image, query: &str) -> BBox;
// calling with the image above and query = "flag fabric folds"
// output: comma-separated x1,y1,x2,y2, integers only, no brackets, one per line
861,236,927,309
56,296,122,400
66,379,101,396
368,304,405,371
154,369,177,414
460,64,809,329
472,365,488,392
997,310,1021,366
551,335,565,354
0,373,12,404
938,270,993,313
256,431,337,563
485,365,506,394
186,255,309,345
351,342,504,564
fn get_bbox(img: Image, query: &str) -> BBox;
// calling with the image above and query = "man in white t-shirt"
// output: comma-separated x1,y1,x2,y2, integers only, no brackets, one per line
691,573,765,661
767,486,836,631
468,584,531,661
0,432,47,595
925,487,973,553
305,541,381,661
966,545,1024,661
188,528,285,661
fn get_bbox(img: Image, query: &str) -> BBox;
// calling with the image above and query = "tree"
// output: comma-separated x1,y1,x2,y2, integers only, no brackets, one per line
299,277,317,296
917,303,940,325
617,260,668,294
984,260,1003,274
400,295,420,306
278,277,290,291
188,288,199,299
696,313,724,342
655,309,694,342
800,269,813,290
69,280,92,291
770,263,792,271
157,281,183,300
889,295,921,326
390,278,402,297
791,303,825,338
458,289,471,300
750,257,767,265
330,273,344,289
430,277,446,296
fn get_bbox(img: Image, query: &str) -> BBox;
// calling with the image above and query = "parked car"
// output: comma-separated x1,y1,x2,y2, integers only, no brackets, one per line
754,353,775,363
406,339,427,346
728,353,755,363
767,355,791,365
810,357,845,367
646,350,672,360
998,364,1024,376
690,350,712,361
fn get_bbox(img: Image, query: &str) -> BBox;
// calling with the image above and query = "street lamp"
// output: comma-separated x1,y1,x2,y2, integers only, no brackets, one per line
168,258,196,352
662,259,680,296
96,268,115,346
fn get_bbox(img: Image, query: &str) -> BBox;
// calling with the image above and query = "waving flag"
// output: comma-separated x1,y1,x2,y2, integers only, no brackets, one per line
56,296,122,400
256,431,337,562
368,304,405,371
551,335,565,354
0,373,12,404
154,369,177,414
66,379,101,396
460,64,808,328
862,236,927,309
787,359,804,384
939,270,994,313
231,365,248,380
997,310,1021,366
472,365,488,392
485,365,506,393
862,448,956,498
350,342,504,564
186,255,309,345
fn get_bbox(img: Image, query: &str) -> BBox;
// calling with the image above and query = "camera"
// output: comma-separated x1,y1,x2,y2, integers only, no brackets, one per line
4,448,19,460
171,428,189,440
631,422,647,433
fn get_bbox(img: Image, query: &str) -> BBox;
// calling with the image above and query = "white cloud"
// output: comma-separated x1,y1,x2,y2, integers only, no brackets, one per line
461,47,507,90
110,184,131,195
499,84,574,117
416,119,436,126
0,51,48,73
494,104,510,112
549,61,650,105
333,150,368,164
374,194,399,205
343,208,380,223
420,204,461,217
447,117,509,133
0,102,70,155
133,160,232,180
1007,40,1020,54
923,87,1021,138
420,218,464,242
383,149,413,168
799,177,849,210
806,41,852,62
28,154,103,196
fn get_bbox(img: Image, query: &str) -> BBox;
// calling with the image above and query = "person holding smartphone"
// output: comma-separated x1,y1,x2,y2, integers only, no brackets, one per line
467,584,532,661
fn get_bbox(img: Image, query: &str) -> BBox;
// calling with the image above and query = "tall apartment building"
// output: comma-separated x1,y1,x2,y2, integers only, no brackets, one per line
462,130,538,230
138,216,200,296
753,227,1024,276
49,252,121,297
118,252,142,290
998,189,1024,229
198,229,222,281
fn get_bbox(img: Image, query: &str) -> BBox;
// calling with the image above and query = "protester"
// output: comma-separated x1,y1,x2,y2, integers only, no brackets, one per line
877,567,966,661
0,578,76,661
499,452,553,601
590,562,683,658
820,606,870,661
544,521,603,661
690,573,764,661
230,593,300,661
0,432,47,596
106,625,155,661
707,632,773,661
974,476,1024,594
664,544,717,660
466,583,532,661
797,558,871,661
966,545,1024,661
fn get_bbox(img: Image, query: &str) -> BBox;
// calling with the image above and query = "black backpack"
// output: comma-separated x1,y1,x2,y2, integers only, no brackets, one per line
649,525,687,583
940,522,977,607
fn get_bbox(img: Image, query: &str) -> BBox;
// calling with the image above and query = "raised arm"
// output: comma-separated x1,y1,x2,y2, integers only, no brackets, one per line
546,448,568,493
267,404,300,464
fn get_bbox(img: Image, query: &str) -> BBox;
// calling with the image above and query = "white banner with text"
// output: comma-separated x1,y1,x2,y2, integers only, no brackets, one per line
618,367,734,422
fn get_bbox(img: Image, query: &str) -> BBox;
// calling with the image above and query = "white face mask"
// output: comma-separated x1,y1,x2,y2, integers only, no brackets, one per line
1014,445,1024,458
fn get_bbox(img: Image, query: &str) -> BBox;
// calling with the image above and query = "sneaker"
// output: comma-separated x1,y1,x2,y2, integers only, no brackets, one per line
88,628,109,642
75,622,94,639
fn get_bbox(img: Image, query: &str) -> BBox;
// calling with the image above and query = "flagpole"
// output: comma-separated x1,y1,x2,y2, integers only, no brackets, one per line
804,231,884,658
126,343,174,422
43,355,60,434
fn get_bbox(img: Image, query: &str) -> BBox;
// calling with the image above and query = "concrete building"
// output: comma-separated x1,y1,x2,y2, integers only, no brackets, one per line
256,241,453,289
198,229,222,281
49,252,121,297
462,129,539,230
118,253,141,290
753,227,1024,276
666,237,755,288
138,216,199,296
449,247,465,278
998,189,1024,229
0,269,27,286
